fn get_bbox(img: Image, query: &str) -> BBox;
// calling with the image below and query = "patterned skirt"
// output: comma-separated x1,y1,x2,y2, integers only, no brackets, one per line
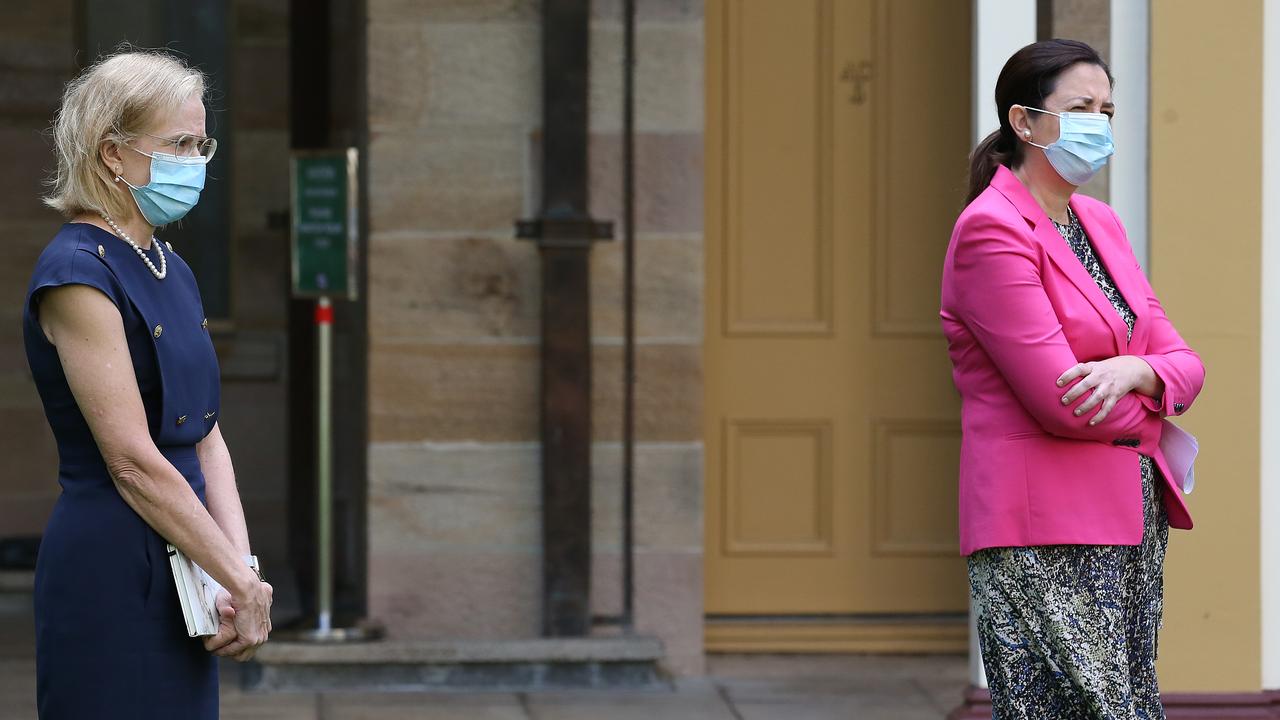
968,456,1169,720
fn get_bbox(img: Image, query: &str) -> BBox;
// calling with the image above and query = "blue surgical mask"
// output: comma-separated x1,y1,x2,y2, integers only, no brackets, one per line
1024,106,1114,186
118,147,207,227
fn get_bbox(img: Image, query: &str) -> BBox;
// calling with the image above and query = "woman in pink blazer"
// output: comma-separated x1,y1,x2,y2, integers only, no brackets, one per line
940,40,1204,718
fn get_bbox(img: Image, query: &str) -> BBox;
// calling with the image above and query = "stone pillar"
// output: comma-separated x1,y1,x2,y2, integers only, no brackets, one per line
364,0,707,677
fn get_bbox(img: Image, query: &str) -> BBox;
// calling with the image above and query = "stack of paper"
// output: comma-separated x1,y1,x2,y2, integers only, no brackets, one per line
1159,419,1199,495
166,543,222,637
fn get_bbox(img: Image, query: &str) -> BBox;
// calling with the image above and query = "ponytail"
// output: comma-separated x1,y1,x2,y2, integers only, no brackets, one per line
966,129,1014,205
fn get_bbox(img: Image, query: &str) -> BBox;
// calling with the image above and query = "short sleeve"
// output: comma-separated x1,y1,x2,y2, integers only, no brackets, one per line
27,246,128,328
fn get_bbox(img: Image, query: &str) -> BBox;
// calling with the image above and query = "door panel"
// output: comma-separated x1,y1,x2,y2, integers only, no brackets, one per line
723,0,834,335
705,0,971,620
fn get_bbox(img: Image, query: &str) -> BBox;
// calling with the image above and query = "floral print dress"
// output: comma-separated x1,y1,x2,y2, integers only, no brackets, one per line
967,206,1170,720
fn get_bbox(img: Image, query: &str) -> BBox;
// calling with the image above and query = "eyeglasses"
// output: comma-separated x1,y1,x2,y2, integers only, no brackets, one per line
138,131,218,161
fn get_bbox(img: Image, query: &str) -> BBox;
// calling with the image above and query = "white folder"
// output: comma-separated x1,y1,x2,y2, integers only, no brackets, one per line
166,543,222,637
1159,419,1199,495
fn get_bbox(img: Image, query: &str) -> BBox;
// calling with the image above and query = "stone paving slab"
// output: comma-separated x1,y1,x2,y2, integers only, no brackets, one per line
733,700,940,720
0,609,967,719
710,654,966,720
321,692,530,720
0,658,37,720
220,690,320,720
524,682,740,720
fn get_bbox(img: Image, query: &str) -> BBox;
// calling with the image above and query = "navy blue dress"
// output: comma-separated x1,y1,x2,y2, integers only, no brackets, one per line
23,222,222,719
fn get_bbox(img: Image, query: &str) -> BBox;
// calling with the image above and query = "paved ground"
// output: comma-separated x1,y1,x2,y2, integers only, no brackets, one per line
0,602,968,719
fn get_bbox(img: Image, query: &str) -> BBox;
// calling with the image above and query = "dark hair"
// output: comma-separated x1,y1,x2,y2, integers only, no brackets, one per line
966,39,1114,204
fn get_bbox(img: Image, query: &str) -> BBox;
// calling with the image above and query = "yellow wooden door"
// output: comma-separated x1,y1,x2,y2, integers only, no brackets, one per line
704,0,971,650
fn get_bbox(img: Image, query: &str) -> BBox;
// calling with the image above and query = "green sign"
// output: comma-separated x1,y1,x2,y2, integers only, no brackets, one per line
291,149,359,299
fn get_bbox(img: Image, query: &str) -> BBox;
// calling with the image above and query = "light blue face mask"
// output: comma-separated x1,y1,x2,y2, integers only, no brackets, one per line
117,147,207,227
1024,106,1115,186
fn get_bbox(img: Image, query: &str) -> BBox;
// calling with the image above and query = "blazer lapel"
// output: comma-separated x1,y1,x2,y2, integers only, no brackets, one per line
989,166,1130,354
1035,220,1132,353
1070,198,1149,349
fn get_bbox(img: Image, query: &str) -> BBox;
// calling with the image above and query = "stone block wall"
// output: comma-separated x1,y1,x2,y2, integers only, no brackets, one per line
0,2,77,542
366,0,706,675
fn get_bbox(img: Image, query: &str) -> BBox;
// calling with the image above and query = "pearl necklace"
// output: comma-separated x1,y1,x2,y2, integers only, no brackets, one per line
100,213,166,280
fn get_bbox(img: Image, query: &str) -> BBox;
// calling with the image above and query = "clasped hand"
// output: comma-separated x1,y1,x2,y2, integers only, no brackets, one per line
203,582,273,662
1056,355,1156,426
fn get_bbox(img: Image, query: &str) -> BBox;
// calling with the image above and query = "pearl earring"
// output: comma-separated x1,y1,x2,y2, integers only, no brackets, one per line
1023,129,1031,137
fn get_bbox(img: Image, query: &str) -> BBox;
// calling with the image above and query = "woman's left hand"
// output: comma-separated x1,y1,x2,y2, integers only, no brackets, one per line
1056,356,1157,426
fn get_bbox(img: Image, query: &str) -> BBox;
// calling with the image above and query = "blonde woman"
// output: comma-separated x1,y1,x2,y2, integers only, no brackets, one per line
24,51,271,718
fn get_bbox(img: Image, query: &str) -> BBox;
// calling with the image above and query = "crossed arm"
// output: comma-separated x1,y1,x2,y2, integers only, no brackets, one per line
950,213,1203,441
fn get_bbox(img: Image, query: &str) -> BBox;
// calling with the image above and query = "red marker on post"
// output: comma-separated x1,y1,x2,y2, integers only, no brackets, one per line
315,298,334,326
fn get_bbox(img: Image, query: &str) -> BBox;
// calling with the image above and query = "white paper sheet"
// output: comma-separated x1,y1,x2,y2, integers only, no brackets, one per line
1159,419,1199,495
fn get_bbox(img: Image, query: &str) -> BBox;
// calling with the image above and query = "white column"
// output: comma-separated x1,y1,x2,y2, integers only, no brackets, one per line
972,0,1037,147
969,0,1036,691
1109,0,1151,269
1261,0,1280,691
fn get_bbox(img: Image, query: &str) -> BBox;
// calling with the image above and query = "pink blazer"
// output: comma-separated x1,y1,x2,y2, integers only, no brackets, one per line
940,165,1205,556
